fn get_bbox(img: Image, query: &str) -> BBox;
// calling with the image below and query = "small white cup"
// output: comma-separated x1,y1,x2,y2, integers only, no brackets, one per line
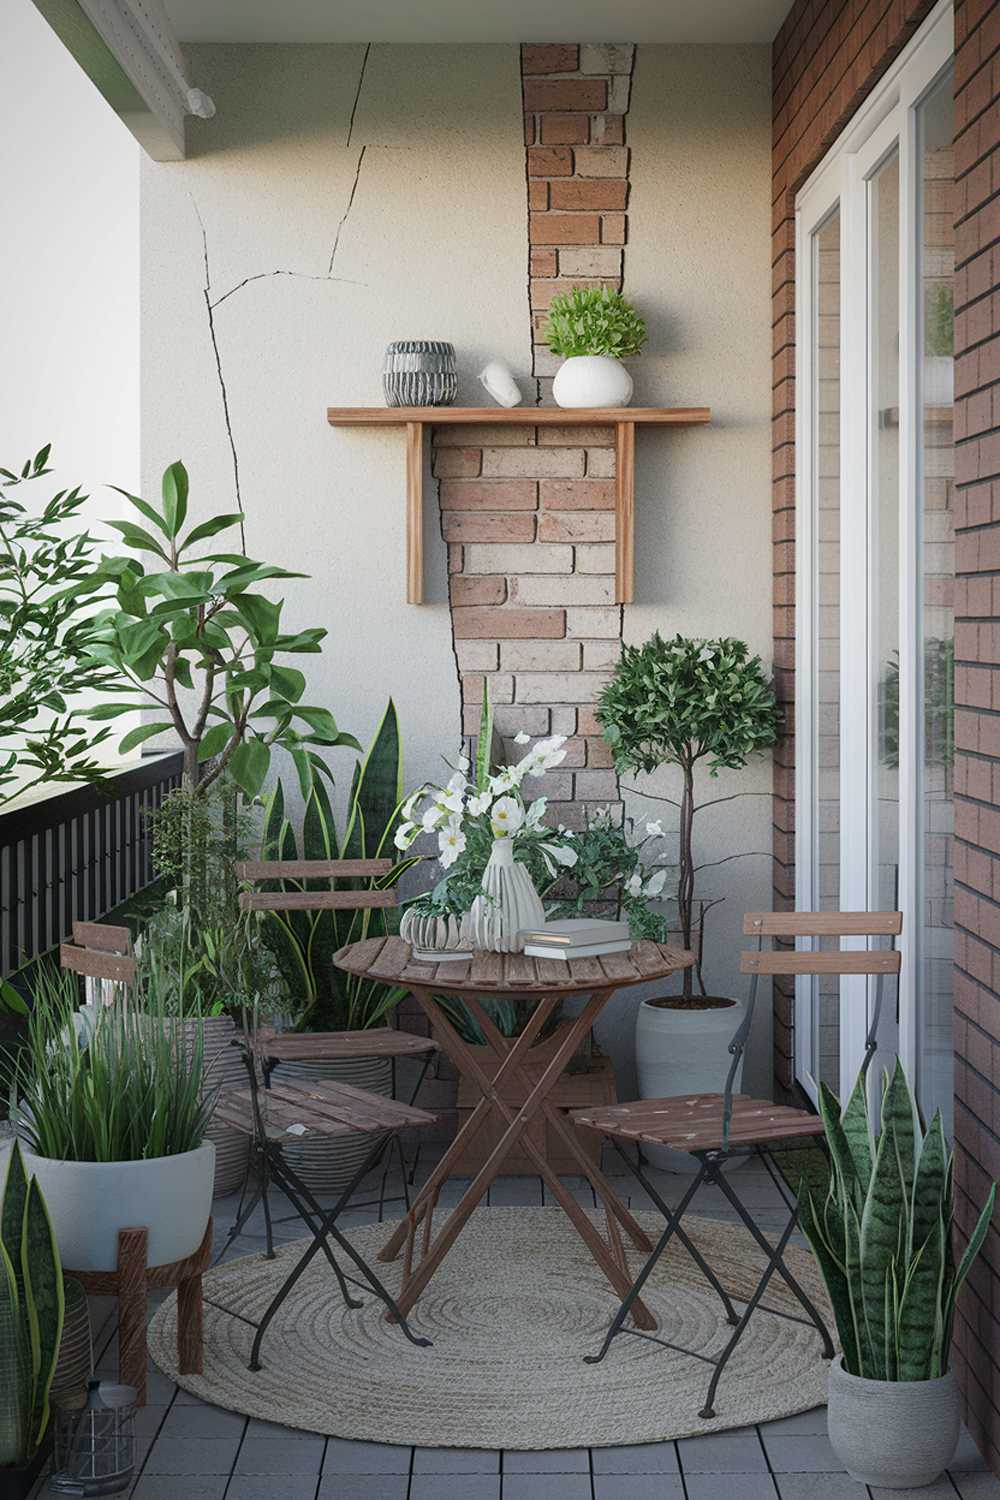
479,359,522,408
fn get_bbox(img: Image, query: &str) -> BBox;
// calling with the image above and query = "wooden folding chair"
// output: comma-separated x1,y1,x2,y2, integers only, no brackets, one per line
572,910,902,1417
59,920,136,1001
225,858,437,1254
215,1042,437,1369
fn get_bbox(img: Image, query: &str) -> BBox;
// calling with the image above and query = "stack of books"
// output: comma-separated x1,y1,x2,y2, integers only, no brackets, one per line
519,918,632,961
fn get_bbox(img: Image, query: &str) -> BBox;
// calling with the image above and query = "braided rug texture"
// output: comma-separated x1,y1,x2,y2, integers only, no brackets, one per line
149,1207,831,1448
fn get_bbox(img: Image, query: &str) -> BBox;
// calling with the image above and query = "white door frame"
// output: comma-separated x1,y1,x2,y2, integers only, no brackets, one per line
794,0,953,1105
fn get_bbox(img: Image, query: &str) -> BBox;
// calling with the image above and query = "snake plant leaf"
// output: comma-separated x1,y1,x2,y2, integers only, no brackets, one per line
342,700,403,863
1,1141,28,1308
885,1259,898,1382
22,1178,64,1450
839,1070,874,1197
819,1081,860,1204
882,1058,916,1207
799,1181,859,1373
944,1182,997,1343
0,1235,29,1466
896,1226,944,1381
911,1110,947,1259
860,1114,909,1379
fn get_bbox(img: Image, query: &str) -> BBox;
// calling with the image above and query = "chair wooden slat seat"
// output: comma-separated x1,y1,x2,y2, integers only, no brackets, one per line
257,1027,437,1063
573,1094,825,1151
216,1077,436,1141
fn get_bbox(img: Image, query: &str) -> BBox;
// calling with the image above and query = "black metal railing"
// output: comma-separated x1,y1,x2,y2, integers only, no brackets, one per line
0,752,183,977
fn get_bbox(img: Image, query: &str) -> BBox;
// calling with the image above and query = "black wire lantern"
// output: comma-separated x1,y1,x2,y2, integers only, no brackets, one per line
49,1381,137,1496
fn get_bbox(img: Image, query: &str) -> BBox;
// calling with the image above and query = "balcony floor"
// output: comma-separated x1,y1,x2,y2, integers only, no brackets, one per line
75,1150,1000,1500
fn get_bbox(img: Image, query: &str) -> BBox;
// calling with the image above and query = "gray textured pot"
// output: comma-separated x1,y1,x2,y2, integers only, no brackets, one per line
271,1054,393,1193
828,1354,961,1487
383,340,457,407
171,1016,249,1198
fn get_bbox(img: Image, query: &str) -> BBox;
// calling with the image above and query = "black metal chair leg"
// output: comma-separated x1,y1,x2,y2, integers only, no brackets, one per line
213,1177,264,1268
268,1157,364,1310
584,1162,709,1366
612,1142,739,1327
322,1218,432,1350
259,1149,276,1260
708,1158,834,1358
698,1208,800,1418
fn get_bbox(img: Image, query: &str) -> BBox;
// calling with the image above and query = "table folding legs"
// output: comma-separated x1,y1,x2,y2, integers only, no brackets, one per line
378,985,658,1330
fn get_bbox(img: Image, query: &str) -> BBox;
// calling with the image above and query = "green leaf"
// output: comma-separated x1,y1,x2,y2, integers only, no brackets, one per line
197,723,233,762
109,485,170,537
179,513,243,551
295,705,342,742
118,722,173,754
840,1069,874,1196
162,461,189,538
0,980,29,1017
343,700,403,861
106,519,170,561
475,684,494,793
22,1178,64,1449
860,1116,908,1380
234,593,280,643
229,737,270,799
270,665,306,703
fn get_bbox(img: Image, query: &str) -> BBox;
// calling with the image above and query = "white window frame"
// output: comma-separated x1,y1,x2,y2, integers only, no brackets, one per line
794,0,953,1105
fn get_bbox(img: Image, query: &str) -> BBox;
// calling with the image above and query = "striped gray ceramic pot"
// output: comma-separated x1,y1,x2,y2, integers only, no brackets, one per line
827,1355,961,1487
383,341,457,407
171,1016,249,1198
51,1277,93,1401
270,1054,393,1193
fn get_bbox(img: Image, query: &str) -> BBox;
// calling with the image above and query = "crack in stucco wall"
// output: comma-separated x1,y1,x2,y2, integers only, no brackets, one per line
192,193,247,551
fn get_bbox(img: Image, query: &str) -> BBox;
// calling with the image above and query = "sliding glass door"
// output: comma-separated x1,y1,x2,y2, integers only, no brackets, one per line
795,1,954,1125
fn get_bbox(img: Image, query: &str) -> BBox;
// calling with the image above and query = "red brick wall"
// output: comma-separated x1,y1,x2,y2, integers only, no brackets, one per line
952,0,1000,1467
770,0,938,1096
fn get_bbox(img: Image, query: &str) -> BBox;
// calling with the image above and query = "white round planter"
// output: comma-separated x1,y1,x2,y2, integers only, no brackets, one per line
273,1054,394,1194
462,837,545,954
828,1355,961,1488
635,996,744,1173
552,355,634,409
22,1142,215,1272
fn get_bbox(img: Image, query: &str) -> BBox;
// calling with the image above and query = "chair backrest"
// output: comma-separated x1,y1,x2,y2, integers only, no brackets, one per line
59,921,136,986
235,858,399,913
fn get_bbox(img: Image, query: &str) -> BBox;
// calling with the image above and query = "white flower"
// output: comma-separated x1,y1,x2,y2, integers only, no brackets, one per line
490,764,522,793
644,868,668,897
456,753,470,770
518,734,568,778
513,731,531,745
421,803,444,832
525,797,547,829
491,796,524,838
467,790,493,817
401,790,423,821
447,771,466,793
645,820,664,838
626,871,644,898
438,820,467,869
432,785,464,818
542,840,578,869
394,821,416,850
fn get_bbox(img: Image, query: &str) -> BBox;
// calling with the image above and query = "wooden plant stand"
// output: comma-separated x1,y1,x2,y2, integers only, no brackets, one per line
67,1222,211,1406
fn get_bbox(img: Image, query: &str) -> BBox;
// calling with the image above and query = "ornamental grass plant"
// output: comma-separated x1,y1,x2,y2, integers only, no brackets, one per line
5,964,213,1163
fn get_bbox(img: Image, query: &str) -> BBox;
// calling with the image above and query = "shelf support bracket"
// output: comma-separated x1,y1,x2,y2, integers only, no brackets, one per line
615,420,636,605
405,421,424,605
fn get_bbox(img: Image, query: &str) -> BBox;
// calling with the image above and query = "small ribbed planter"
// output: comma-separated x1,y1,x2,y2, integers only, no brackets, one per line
827,1355,961,1488
170,1017,249,1198
271,1054,393,1194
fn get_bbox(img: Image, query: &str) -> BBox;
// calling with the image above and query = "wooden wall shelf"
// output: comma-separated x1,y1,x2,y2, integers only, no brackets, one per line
326,406,711,604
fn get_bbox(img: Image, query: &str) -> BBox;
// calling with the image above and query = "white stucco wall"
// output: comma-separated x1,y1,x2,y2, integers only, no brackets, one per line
139,41,774,1091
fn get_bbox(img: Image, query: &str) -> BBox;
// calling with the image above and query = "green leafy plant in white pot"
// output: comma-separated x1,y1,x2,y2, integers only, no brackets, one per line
546,287,646,408
598,634,780,1170
3,967,215,1274
801,1059,996,1488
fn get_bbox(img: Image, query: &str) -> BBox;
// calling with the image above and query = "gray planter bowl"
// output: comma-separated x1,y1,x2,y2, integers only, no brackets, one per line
383,340,457,407
828,1354,961,1487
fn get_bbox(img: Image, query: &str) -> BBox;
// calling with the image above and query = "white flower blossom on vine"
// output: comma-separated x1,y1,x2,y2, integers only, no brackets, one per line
490,796,523,837
438,819,467,868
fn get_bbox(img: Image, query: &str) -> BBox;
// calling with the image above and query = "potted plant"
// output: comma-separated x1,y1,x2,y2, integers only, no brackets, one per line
800,1059,996,1488
546,287,646,408
4,966,215,1274
598,634,780,1169
0,1141,64,1500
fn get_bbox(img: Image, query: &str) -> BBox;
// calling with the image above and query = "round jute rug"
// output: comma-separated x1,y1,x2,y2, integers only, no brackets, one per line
149,1207,831,1448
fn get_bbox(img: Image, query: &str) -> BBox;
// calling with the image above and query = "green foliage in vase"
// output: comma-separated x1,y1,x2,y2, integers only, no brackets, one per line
598,634,780,993
545,287,647,360
5,964,213,1162
0,446,116,805
0,1142,64,1467
82,460,358,794
800,1058,996,1382
547,808,671,940
259,701,421,1031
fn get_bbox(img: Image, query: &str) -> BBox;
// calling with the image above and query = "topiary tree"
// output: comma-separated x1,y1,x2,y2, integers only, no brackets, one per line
597,633,780,996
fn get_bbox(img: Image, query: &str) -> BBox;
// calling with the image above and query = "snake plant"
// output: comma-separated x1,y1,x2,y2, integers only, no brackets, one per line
259,700,421,1030
0,1141,64,1466
800,1058,996,1382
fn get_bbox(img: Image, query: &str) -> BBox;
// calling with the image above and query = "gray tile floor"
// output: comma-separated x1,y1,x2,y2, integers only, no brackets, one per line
66,1151,1000,1500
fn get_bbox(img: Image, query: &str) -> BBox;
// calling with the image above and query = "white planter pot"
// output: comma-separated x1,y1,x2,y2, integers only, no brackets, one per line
273,1054,394,1194
22,1142,215,1272
461,837,545,954
828,1355,961,1487
635,996,744,1173
552,355,634,409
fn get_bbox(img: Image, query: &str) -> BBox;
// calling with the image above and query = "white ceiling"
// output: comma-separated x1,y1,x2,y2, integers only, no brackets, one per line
164,0,793,46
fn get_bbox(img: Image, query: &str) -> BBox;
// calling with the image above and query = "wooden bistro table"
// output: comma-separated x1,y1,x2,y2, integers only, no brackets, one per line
333,935,695,1331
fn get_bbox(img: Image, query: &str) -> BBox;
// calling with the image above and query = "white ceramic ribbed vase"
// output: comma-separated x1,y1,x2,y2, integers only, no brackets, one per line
462,838,545,954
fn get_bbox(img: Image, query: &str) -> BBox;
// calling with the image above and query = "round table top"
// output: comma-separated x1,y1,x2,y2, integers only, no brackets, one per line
333,935,694,996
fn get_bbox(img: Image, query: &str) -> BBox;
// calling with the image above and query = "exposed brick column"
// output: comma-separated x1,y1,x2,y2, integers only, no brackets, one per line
952,0,1000,1468
522,43,635,403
